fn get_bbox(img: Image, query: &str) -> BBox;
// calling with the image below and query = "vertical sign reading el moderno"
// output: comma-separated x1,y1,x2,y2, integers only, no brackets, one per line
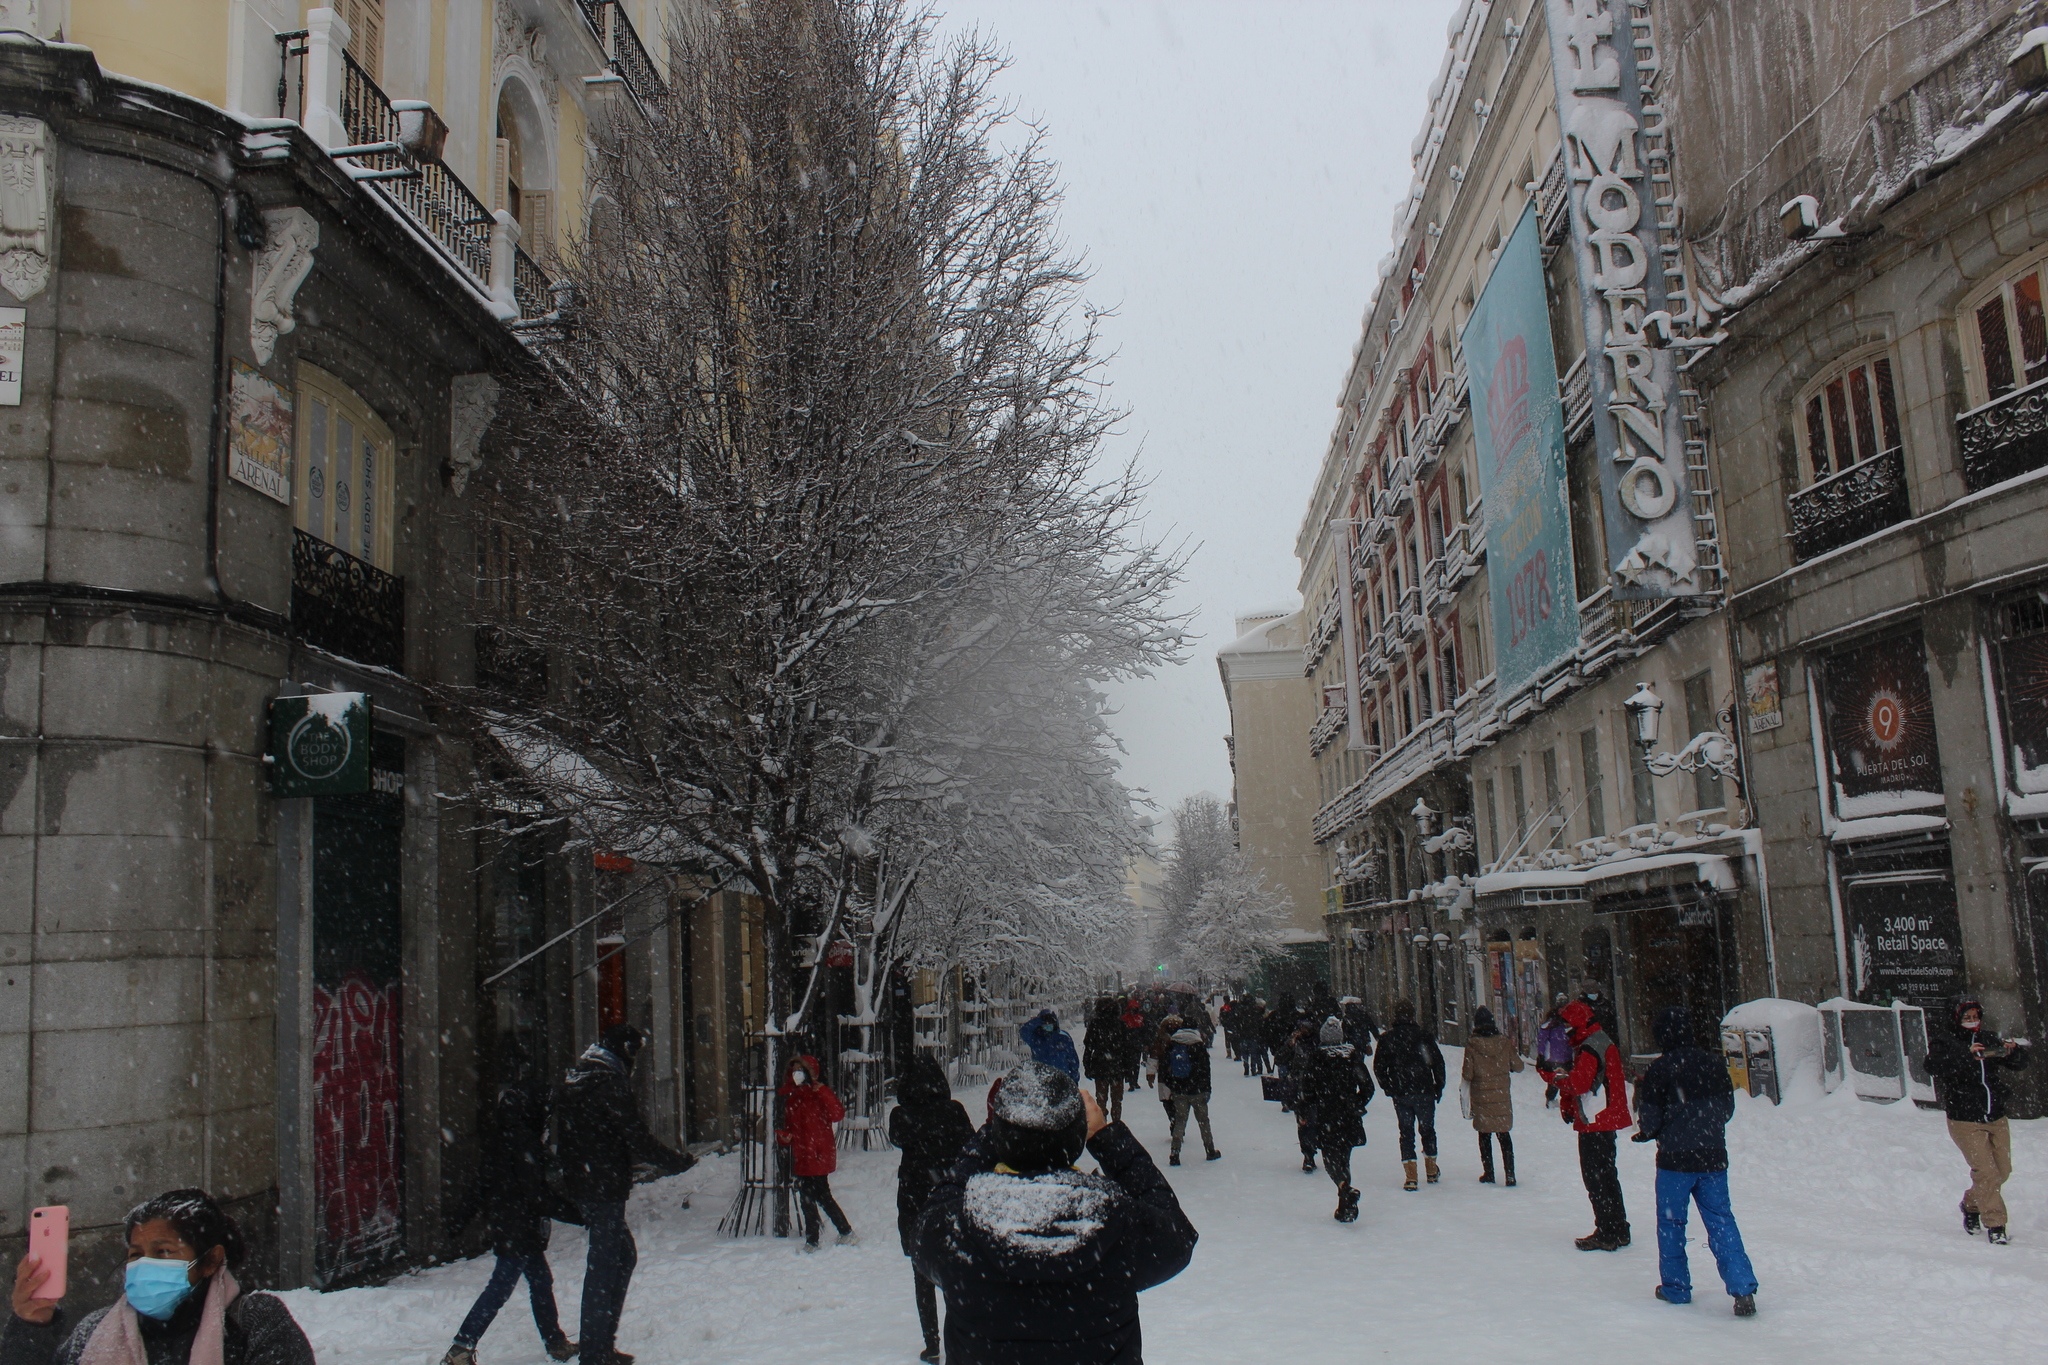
1469,205,1579,697
1545,0,1703,599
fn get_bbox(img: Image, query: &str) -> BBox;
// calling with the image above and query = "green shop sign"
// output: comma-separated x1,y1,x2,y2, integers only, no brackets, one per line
268,692,373,797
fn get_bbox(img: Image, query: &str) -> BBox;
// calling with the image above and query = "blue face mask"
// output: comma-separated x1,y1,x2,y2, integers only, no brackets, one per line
125,1258,197,1320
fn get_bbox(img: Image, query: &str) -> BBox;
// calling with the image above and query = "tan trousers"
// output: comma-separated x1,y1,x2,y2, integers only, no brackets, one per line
1949,1118,2013,1228
1168,1093,1214,1155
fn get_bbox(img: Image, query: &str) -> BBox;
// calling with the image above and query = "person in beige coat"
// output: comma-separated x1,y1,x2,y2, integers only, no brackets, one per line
1462,1007,1524,1185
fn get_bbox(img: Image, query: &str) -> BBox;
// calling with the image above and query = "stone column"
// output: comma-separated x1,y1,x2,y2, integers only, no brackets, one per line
299,8,354,151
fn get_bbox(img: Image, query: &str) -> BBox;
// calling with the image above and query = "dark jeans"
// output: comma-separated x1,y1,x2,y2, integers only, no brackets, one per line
1579,1131,1629,1237
577,1200,636,1360
1392,1095,1437,1161
1321,1142,1355,1187
796,1173,851,1244
914,1270,939,1350
454,1250,563,1349
1479,1131,1515,1178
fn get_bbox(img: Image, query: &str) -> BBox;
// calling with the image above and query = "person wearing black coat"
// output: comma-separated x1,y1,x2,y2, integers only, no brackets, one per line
1633,1006,1758,1315
1299,1018,1375,1221
555,1025,696,1365
445,1059,583,1365
1372,1000,1446,1190
913,1063,1197,1365
1925,996,2031,1243
1339,998,1378,1054
891,1058,976,1364
1083,999,1130,1125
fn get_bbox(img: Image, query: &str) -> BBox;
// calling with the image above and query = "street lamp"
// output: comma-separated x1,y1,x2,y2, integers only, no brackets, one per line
1624,681,1664,753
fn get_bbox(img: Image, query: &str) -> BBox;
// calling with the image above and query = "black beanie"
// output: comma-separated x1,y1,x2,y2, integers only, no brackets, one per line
987,1062,1088,1172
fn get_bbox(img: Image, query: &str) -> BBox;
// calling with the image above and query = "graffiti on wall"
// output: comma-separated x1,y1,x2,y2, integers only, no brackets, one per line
313,972,404,1278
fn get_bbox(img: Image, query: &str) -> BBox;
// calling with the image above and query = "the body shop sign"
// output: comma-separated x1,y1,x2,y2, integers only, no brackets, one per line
1468,204,1580,697
269,692,373,797
1545,0,1703,599
1819,633,1942,820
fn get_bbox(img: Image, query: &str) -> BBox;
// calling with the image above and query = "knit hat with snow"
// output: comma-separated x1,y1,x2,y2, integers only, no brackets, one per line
1319,1016,1345,1046
989,1061,1088,1172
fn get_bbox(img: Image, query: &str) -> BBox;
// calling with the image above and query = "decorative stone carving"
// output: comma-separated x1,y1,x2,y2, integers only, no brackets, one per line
0,115,53,302
495,0,560,112
448,373,501,495
251,207,319,365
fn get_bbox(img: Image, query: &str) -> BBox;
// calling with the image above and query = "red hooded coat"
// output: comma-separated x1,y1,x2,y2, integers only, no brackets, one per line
1547,1001,1632,1133
776,1054,845,1177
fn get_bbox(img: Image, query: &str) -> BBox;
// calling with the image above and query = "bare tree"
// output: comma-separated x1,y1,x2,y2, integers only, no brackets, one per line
466,0,1182,1234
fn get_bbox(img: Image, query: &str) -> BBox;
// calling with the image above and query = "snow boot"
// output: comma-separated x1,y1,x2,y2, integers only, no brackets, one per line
1962,1198,1982,1235
1425,1156,1440,1184
1989,1226,2011,1245
1302,1153,1316,1173
441,1349,476,1365
1402,1161,1418,1192
546,1339,579,1362
1206,1148,1222,1161
919,1349,941,1364
1733,1294,1757,1317
1169,1152,1181,1166
836,1229,860,1247
1504,1172,1517,1187
1574,1230,1626,1252
1478,1158,1495,1184
1335,1185,1360,1223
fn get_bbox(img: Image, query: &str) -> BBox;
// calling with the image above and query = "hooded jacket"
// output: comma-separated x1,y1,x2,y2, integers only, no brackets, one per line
1372,1021,1447,1099
1021,1013,1082,1081
557,1043,695,1203
1159,1028,1211,1097
1546,1001,1632,1133
1298,1042,1374,1149
1460,1015,1523,1134
777,1054,846,1178
1632,1006,1735,1171
1925,998,2030,1124
912,1120,1197,1365
890,1061,976,1252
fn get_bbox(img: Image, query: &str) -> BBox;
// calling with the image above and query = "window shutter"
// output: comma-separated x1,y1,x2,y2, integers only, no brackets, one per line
493,138,510,213
344,0,384,84
521,191,553,260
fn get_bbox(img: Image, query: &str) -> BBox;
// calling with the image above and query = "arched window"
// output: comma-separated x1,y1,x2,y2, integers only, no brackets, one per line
1795,344,1902,485
1962,245,2048,404
295,364,395,570
495,81,553,260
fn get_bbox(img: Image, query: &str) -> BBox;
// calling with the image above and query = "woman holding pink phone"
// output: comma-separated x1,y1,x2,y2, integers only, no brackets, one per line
3,1189,313,1365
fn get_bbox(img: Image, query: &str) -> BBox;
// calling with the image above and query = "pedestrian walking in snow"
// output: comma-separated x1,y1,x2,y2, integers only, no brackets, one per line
1299,1017,1375,1222
777,1053,857,1251
1119,997,1149,1093
890,1057,976,1363
1286,1019,1324,1170
1634,1006,1758,1316
1537,997,1572,1109
1084,999,1130,1124
1339,997,1378,1054
1159,1026,1220,1166
1926,995,2031,1244
4,1188,314,1365
1022,1009,1082,1081
1372,1000,1446,1191
1237,998,1270,1076
1462,1007,1523,1186
913,1062,1198,1365
1219,997,1243,1062
1542,1000,1632,1251
557,1024,696,1365
443,1051,582,1365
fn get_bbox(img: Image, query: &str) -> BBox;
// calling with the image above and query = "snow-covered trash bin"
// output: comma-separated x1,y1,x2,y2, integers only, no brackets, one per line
1721,999,1823,1104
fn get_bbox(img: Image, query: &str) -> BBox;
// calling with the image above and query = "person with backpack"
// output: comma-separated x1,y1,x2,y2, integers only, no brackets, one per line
1372,999,1446,1191
1633,1006,1758,1316
1543,998,1633,1251
890,1056,976,1363
1299,1017,1375,1221
1462,1006,1523,1186
1119,996,1149,1093
1925,995,2031,1244
1160,1024,1220,1166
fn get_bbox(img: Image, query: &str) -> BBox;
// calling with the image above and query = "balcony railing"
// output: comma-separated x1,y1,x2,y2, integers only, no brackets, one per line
1787,445,1910,560
293,529,404,670
1308,704,1346,757
1959,377,2048,492
1560,353,1593,441
576,0,668,113
1302,594,1341,672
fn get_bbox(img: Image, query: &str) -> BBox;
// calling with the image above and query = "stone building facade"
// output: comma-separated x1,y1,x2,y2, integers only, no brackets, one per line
1216,608,1327,956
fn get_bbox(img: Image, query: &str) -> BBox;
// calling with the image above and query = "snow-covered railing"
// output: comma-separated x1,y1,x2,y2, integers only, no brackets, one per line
1787,444,1910,559
1958,375,2048,492
1308,703,1346,757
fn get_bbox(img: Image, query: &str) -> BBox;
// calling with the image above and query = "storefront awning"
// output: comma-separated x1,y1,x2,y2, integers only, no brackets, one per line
1473,852,1738,910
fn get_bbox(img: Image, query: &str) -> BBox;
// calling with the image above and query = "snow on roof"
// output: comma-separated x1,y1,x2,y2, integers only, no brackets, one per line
1216,609,1301,658
1474,851,1737,897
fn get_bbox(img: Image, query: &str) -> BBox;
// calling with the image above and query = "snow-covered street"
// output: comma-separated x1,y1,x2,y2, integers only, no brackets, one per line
281,1036,2048,1365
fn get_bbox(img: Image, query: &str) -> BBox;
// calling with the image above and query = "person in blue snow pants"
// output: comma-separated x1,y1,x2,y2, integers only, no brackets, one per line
1633,1005,1760,1315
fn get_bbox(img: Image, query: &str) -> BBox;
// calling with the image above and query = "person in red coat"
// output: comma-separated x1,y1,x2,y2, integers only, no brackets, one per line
777,1054,857,1250
1541,999,1633,1250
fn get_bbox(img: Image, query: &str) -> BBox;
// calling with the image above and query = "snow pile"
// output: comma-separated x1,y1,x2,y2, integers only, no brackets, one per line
961,1170,1113,1257
1723,998,1826,1106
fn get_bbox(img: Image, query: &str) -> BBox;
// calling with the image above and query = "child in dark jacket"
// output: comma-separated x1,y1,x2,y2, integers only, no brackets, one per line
1633,1006,1758,1316
890,1058,976,1363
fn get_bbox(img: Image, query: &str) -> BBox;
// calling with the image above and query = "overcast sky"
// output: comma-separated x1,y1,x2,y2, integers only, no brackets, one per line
930,0,1460,820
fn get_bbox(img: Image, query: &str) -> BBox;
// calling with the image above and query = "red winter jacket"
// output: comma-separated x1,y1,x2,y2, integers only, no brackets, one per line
776,1055,845,1177
1548,1001,1632,1133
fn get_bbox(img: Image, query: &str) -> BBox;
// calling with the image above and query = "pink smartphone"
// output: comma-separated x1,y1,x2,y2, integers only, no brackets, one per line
28,1206,67,1300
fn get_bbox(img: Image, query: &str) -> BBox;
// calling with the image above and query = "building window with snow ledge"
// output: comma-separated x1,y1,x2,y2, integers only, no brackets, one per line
1786,346,1909,560
1958,250,2048,492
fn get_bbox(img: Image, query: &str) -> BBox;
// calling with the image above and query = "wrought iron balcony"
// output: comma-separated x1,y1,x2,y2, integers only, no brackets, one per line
576,0,668,114
1560,354,1593,441
1786,445,1910,560
292,529,404,671
1959,376,2048,493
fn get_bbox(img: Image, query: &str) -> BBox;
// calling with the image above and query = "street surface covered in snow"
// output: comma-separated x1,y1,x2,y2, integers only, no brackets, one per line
282,1039,2048,1364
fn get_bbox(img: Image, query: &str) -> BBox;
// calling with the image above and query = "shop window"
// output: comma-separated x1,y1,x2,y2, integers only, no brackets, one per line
1580,727,1606,837
1966,252,2048,403
1817,630,1943,822
296,364,395,570
1799,349,1903,481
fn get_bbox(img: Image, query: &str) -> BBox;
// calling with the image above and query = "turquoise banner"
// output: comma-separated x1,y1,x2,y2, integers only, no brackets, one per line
1468,204,1579,697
